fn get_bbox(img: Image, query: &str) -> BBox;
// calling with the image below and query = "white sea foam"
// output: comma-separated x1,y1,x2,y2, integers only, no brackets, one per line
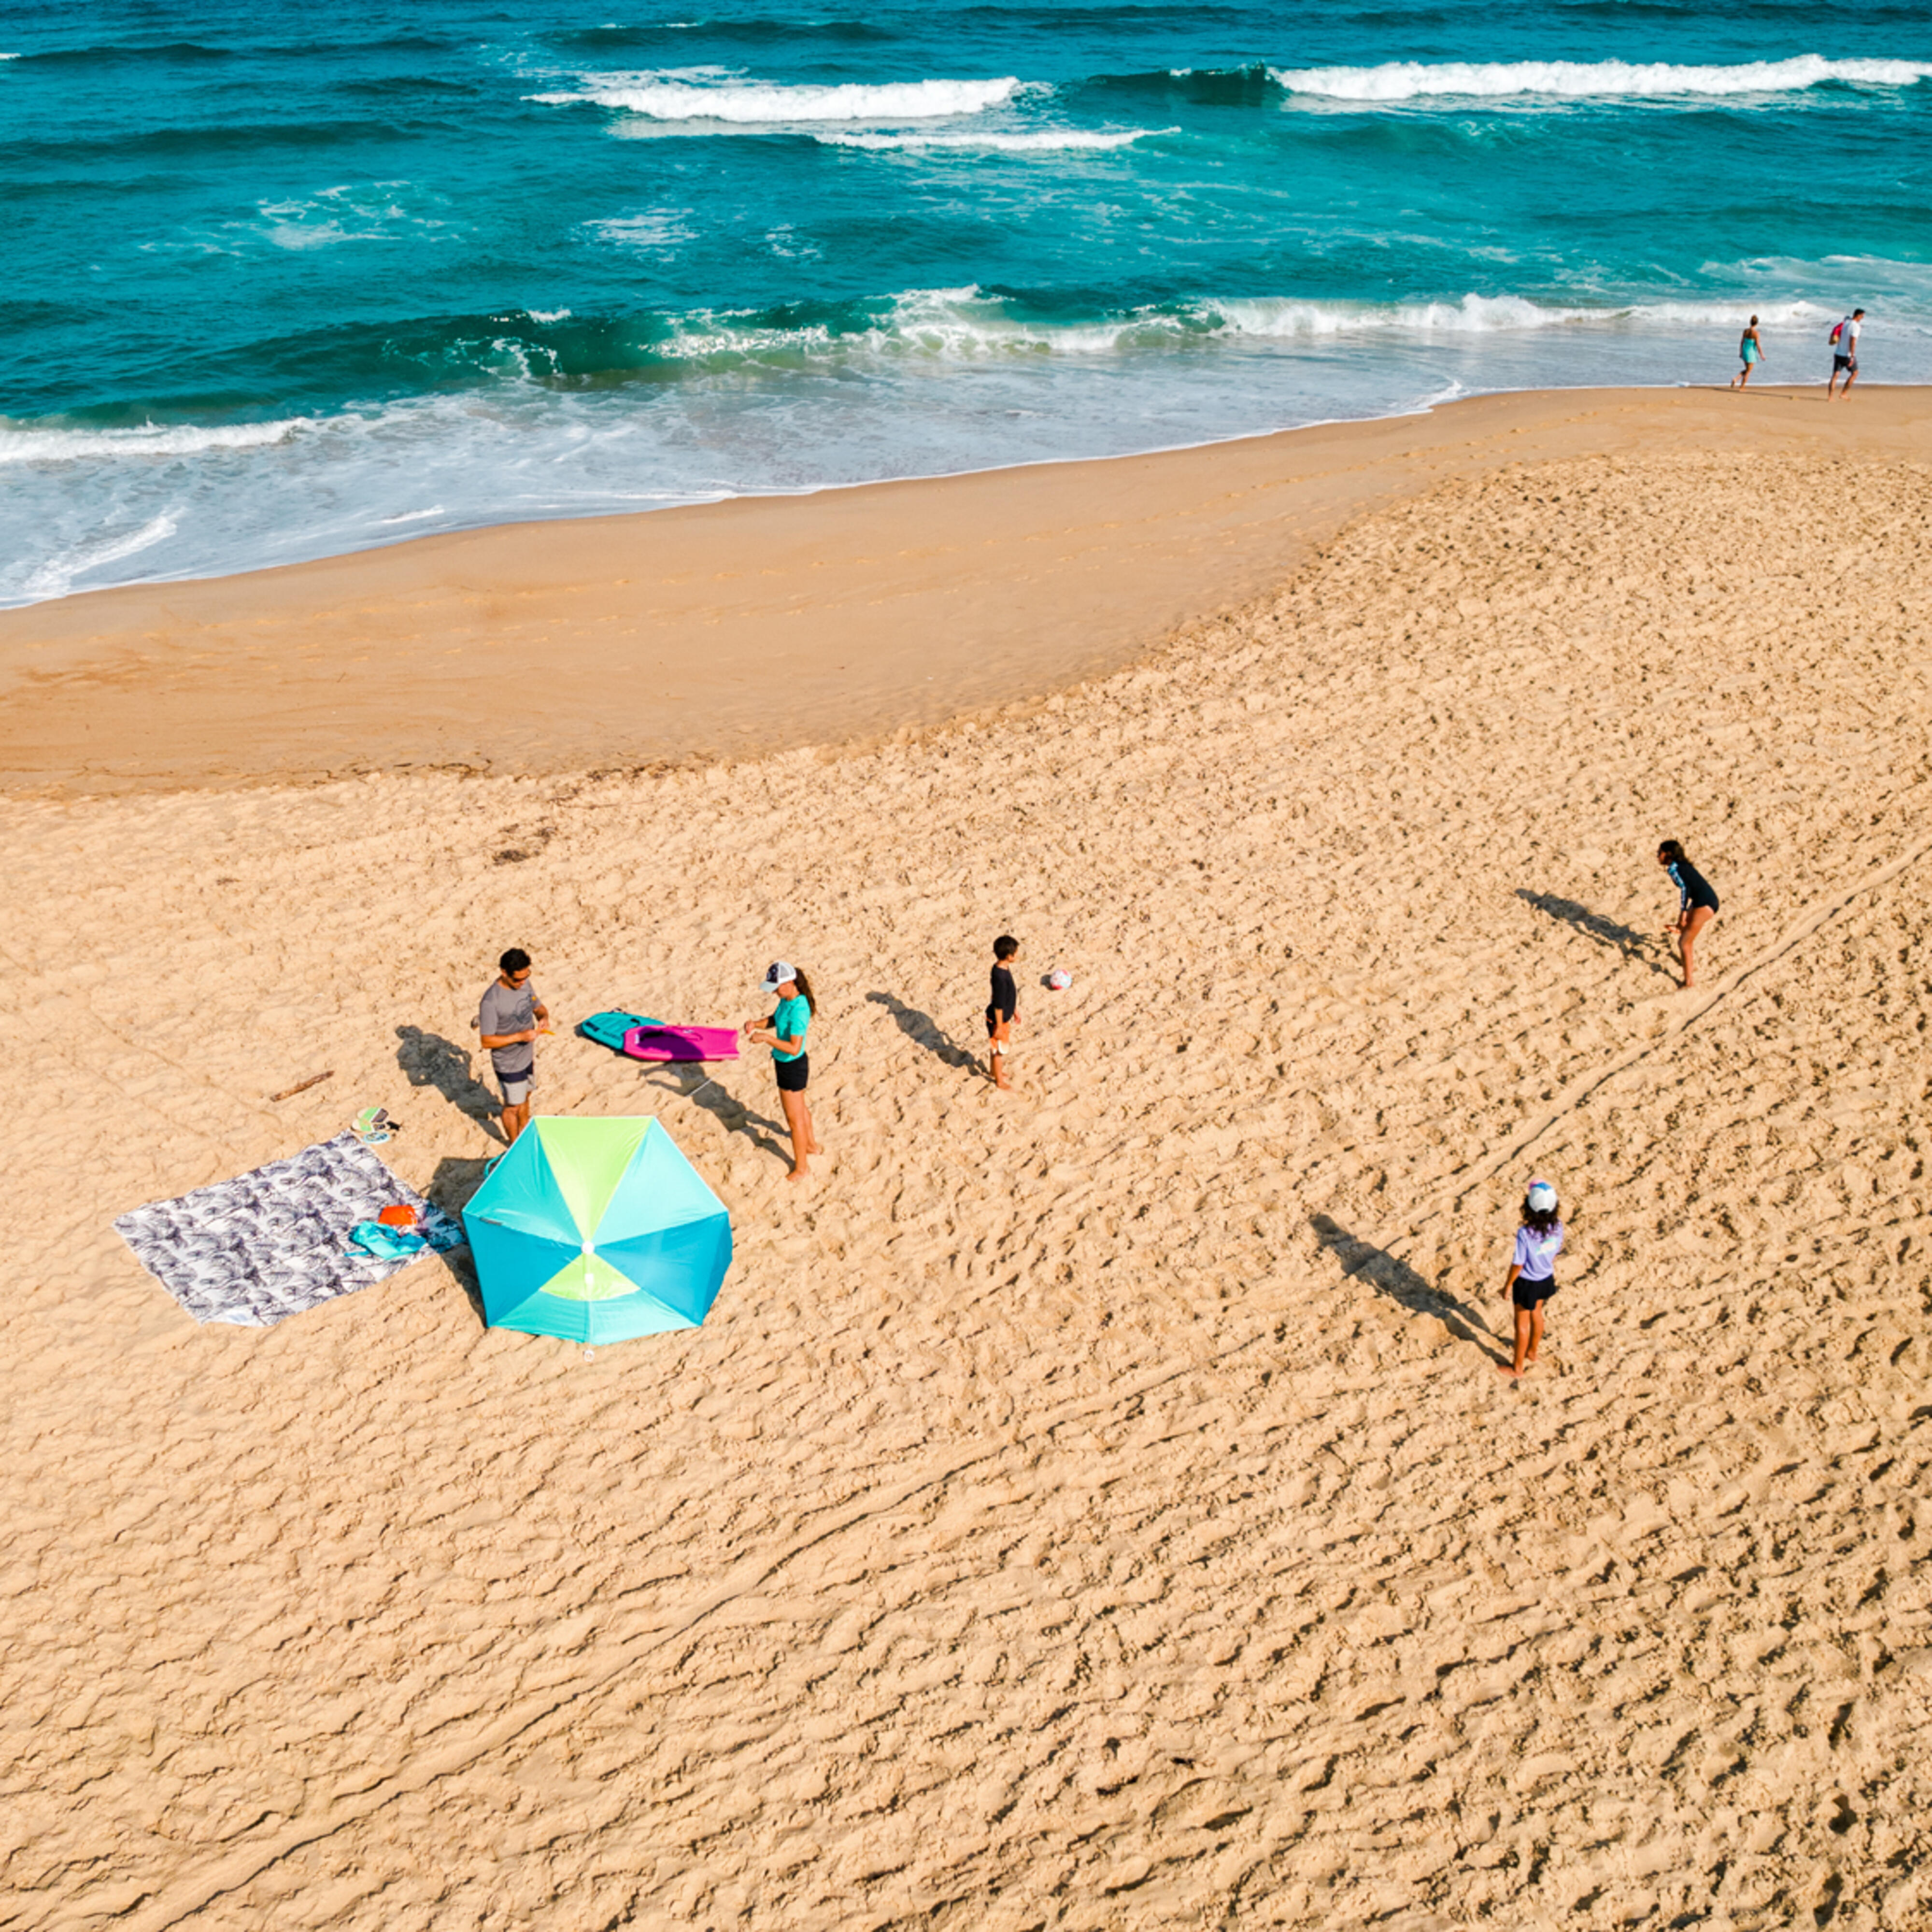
527,308,573,323
1271,55,1932,102
662,288,1687,360
21,514,178,601
0,418,307,464
1213,293,1591,336
533,74,1019,122
587,210,696,251
819,127,1166,152
647,288,1877,365
1211,293,1863,337
4,282,1928,608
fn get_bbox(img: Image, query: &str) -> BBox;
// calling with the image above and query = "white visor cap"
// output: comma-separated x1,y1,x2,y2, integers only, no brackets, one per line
1525,1180,1558,1214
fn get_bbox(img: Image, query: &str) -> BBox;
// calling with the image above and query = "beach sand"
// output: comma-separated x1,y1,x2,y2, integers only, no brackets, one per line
4,393,1931,1928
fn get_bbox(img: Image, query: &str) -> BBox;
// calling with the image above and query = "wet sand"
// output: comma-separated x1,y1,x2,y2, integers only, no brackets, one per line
4,384,1929,791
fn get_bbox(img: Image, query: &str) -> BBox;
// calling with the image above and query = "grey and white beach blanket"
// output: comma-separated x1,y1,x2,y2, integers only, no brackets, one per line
115,1131,466,1327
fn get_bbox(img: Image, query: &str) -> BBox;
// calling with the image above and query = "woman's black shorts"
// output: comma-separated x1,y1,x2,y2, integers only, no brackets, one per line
774,1052,809,1094
1512,1276,1557,1312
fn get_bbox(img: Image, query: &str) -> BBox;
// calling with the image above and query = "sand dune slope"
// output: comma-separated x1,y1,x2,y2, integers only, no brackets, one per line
4,451,1930,1930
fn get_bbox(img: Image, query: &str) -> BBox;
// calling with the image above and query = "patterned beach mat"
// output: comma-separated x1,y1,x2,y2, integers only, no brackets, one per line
114,1131,466,1328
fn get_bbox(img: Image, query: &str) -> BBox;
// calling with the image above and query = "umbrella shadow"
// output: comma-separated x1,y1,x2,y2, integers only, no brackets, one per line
425,1153,492,1216
640,1065,793,1165
1516,890,1664,972
866,991,978,1071
1309,1214,1499,1356
396,1025,505,1142
425,1155,487,1322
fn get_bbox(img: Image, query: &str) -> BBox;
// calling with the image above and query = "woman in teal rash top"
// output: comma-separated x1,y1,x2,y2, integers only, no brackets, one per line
1658,839,1720,988
745,960,822,1183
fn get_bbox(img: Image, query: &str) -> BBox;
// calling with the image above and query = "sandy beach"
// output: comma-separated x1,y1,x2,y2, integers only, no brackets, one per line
5,389,1931,1929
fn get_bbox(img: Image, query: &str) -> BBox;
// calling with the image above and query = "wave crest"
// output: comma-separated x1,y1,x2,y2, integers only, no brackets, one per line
819,127,1165,152
533,74,1019,123
0,418,308,465
1271,55,1932,102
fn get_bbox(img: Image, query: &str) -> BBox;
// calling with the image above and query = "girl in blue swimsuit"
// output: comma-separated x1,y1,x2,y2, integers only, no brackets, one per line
1658,840,1719,988
1731,315,1763,389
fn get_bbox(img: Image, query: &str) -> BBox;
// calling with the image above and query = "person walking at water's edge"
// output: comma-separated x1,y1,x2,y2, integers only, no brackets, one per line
1829,308,1864,399
746,961,821,1182
987,934,1020,1091
1497,1179,1564,1381
477,947,548,1145
1658,839,1719,989
1731,315,1764,389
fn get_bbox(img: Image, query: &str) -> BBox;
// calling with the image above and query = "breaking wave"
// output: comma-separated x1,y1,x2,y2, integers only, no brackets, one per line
1270,55,1932,102
0,418,309,464
533,74,1020,123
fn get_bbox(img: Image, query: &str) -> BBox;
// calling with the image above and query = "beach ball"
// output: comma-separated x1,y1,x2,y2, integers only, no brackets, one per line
1048,969,1072,991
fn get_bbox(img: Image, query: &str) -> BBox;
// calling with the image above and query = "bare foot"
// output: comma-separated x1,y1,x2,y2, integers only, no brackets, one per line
1494,1362,1523,1380
785,1166,810,1184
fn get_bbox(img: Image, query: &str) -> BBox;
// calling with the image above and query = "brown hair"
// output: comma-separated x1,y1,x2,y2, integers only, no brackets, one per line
1521,1197,1561,1236
791,966,817,1016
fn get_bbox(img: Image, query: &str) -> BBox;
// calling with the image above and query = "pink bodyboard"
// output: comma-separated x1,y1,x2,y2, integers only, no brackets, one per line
622,1025,742,1064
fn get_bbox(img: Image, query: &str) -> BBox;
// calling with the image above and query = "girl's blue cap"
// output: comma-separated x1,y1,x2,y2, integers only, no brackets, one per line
1526,1180,1558,1212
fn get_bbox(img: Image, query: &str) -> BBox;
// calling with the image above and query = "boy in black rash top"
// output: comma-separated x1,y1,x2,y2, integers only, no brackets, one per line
987,934,1019,1091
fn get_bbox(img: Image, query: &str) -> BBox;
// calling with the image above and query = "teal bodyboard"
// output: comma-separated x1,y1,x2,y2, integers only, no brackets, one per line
579,1010,661,1053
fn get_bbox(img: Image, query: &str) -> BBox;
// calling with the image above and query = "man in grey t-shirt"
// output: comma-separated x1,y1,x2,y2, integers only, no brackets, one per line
477,947,548,1145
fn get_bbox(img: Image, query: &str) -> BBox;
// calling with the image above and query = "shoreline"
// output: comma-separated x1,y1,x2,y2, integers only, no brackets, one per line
2,382,1927,796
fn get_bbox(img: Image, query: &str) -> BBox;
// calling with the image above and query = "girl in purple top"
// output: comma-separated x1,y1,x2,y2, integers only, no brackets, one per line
1498,1179,1564,1381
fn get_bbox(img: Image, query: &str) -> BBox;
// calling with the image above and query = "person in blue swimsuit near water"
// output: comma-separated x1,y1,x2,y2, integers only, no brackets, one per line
1731,315,1763,389
1658,839,1719,988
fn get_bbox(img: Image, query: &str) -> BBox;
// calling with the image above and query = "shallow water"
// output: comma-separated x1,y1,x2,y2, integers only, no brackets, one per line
3,0,1927,603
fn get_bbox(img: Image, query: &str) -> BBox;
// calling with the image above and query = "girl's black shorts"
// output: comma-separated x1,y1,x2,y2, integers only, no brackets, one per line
1512,1277,1557,1312
774,1052,809,1094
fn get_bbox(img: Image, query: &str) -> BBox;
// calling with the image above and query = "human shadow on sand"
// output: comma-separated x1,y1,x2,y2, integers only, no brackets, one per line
867,991,977,1071
639,1066,793,1166
396,1025,505,1142
1517,890,1664,971
1310,1214,1499,1353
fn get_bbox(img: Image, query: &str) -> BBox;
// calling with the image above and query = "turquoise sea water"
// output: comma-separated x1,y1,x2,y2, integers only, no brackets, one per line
3,0,1928,604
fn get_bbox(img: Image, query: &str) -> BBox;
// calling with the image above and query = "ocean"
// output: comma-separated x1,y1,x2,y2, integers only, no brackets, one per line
3,0,1928,606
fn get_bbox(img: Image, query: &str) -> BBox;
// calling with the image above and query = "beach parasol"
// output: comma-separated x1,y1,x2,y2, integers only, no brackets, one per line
462,1117,731,1342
